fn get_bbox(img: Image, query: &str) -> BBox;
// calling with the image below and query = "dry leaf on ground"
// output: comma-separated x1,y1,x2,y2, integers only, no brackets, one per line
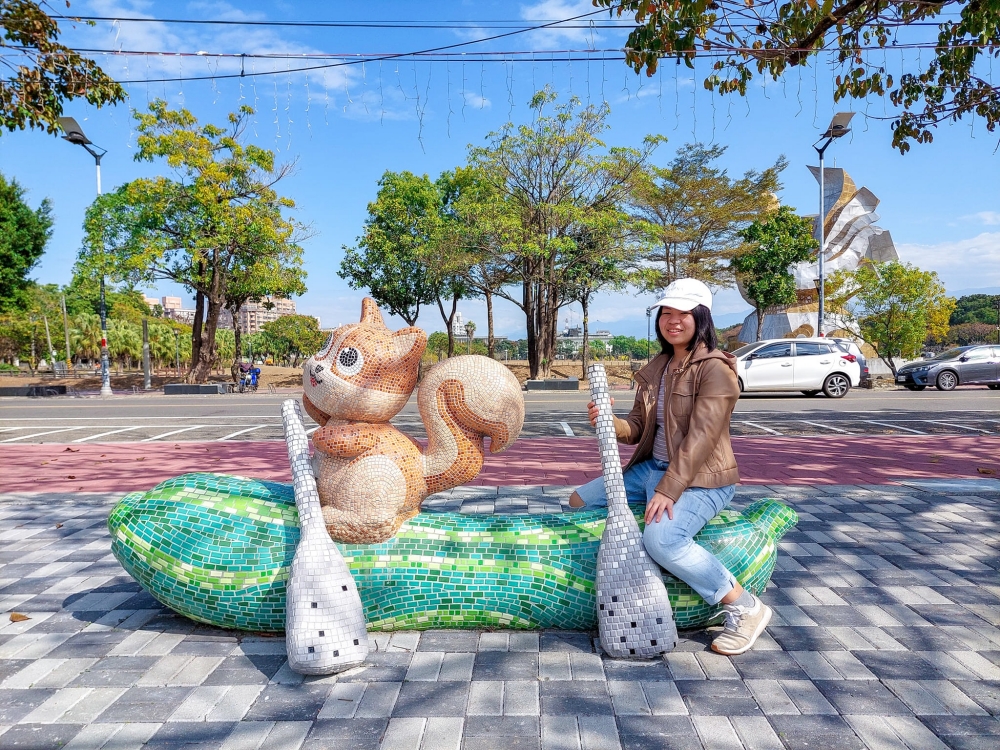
9,613,29,623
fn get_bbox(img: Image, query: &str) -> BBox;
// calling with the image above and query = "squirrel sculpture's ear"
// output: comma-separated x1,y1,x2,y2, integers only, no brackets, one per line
391,327,428,367
360,298,386,327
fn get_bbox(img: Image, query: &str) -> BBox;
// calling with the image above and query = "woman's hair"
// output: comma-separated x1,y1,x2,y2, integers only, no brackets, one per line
655,304,718,358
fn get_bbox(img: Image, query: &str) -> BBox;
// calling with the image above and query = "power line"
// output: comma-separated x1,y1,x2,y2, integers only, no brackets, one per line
54,15,637,30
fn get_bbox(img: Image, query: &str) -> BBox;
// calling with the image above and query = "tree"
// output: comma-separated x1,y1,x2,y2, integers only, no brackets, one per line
732,205,818,342
469,88,659,379
950,294,1000,326
340,171,445,327
597,1,1000,153
828,261,955,375
1,1,124,135
259,314,326,367
948,322,995,346
628,144,785,293
0,172,52,310
80,100,307,383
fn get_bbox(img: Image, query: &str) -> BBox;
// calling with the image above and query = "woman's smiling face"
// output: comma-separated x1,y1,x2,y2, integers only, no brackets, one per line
658,306,696,351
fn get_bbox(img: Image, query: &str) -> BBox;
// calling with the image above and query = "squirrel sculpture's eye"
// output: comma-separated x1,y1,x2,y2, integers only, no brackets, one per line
316,334,335,360
335,347,364,376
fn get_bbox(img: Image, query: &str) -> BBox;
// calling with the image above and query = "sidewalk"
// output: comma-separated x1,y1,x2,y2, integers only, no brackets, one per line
0,481,999,749
3,435,998,494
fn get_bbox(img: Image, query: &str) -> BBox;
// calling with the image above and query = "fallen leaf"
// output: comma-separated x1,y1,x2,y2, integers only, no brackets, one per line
929,455,941,463
55,523,63,528
66,476,76,479
63,447,78,452
9,613,29,623
40,462,48,465
135,457,145,462
978,467,997,476
100,454,106,458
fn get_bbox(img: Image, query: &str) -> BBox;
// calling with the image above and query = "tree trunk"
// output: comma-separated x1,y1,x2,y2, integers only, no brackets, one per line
485,290,495,359
189,293,222,383
525,275,539,378
230,306,243,383
581,294,590,380
755,303,765,342
437,295,460,357
190,287,205,377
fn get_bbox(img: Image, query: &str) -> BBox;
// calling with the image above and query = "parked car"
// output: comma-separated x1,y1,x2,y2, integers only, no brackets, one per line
732,338,862,398
829,338,871,388
894,345,1000,391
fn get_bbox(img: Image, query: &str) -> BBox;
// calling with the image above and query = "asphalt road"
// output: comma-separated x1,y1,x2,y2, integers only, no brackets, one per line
0,386,997,443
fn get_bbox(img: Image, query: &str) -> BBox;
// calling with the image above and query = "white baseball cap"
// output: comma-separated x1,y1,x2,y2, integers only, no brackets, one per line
652,278,713,312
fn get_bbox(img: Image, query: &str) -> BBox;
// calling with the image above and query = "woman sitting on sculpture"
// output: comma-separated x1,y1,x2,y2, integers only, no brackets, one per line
569,278,770,656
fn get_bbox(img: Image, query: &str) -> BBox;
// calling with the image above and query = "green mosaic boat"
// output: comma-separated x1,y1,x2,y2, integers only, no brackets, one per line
108,473,797,633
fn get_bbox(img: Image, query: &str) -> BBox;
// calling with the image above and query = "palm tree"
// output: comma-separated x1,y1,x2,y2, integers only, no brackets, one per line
70,313,102,365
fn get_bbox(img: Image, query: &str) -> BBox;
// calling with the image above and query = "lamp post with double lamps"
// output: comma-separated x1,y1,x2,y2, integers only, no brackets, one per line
812,112,854,338
58,117,112,397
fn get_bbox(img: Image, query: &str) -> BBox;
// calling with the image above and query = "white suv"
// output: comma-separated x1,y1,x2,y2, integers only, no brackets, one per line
732,338,862,398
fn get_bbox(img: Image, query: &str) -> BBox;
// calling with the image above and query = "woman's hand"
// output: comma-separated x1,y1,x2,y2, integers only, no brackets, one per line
587,398,613,428
645,491,675,524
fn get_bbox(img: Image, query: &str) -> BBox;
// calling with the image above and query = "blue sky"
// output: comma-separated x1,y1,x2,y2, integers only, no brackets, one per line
3,0,999,337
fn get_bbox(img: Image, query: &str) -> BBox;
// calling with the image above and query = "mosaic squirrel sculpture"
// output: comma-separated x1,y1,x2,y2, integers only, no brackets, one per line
300,298,525,544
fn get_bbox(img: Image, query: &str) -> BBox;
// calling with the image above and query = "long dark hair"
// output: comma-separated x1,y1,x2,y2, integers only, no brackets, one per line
656,304,718,359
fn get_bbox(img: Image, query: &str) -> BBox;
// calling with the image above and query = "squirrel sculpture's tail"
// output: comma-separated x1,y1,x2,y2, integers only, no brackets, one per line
419,356,525,495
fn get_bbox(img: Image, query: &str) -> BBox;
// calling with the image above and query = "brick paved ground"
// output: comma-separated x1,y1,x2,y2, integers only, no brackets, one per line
1,483,999,749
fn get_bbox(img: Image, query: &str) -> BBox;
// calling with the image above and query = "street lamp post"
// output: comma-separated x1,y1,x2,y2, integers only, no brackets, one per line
645,306,654,362
59,117,112,397
812,112,855,338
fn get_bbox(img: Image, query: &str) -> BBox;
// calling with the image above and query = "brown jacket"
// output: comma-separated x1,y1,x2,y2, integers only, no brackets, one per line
614,344,740,501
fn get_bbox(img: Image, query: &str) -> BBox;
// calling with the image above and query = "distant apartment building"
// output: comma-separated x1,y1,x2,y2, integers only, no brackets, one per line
160,296,197,325
238,297,297,334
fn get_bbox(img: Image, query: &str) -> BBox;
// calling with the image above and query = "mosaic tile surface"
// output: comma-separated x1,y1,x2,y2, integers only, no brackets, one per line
301,297,525,544
108,474,796,633
589,363,678,658
281,399,368,674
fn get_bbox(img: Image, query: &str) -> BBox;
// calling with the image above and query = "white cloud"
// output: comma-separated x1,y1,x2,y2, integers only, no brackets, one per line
519,0,604,49
896,232,1000,293
962,211,1000,226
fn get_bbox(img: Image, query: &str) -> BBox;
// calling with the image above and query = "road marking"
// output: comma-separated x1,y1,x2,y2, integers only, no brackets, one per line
923,420,991,434
140,426,207,442
0,427,84,442
862,420,928,435
72,427,143,443
798,420,854,434
217,425,268,441
559,421,575,437
738,421,783,436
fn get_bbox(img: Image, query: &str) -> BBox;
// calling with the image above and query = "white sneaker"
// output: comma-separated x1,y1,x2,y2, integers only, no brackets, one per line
711,596,772,656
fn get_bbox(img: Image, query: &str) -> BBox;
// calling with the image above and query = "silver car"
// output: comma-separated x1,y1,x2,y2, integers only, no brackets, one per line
895,345,1000,391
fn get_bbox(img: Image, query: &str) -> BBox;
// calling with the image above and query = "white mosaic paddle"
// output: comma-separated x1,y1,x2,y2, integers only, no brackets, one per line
281,399,369,674
587,364,678,658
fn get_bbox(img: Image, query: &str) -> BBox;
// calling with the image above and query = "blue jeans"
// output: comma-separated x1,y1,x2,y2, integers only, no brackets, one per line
575,458,738,605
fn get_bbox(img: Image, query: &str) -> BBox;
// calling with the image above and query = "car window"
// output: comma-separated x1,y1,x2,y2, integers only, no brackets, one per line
732,343,764,357
932,348,970,361
794,342,826,356
964,348,991,361
753,343,792,359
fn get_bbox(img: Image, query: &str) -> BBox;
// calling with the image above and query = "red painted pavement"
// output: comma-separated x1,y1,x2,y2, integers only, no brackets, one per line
2,436,997,495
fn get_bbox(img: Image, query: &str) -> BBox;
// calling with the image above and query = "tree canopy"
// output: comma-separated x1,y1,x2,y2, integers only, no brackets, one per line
1,0,125,135
950,293,1000,325
597,0,1000,152
0,172,52,311
828,261,955,374
733,205,818,342
80,100,307,383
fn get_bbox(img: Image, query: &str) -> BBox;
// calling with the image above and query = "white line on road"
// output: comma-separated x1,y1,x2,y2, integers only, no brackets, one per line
559,421,575,437
863,420,928,435
217,425,267,441
798,420,853,434
0,427,84,443
738,421,784,436
72,427,143,443
923,420,992,434
140,426,207,442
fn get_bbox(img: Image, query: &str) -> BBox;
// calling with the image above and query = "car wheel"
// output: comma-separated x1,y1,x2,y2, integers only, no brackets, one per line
904,384,926,391
822,373,851,398
988,384,1000,391
801,390,820,397
935,370,958,391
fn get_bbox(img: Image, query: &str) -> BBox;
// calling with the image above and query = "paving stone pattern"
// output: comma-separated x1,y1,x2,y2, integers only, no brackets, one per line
0,485,999,749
